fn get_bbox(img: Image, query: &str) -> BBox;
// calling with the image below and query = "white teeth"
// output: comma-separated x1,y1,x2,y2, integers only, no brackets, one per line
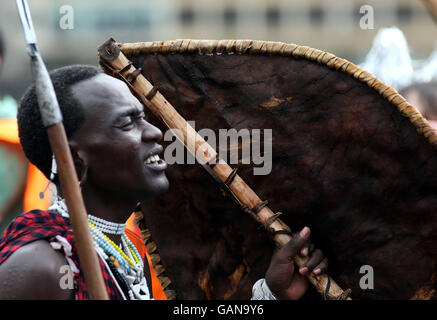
144,154,160,165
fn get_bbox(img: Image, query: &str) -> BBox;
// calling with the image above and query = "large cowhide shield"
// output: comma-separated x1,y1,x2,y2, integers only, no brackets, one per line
103,39,437,300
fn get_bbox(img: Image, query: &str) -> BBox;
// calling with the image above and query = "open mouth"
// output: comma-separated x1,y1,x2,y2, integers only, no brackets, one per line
144,154,161,164
144,151,167,171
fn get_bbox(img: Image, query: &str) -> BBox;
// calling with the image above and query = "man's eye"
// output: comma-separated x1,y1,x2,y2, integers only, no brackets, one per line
122,120,134,128
119,112,146,129
133,113,147,124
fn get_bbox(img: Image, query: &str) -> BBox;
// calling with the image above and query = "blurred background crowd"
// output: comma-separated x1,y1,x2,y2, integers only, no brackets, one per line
1,0,437,231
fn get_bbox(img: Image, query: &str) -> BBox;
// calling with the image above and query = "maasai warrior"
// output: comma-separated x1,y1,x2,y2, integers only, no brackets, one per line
0,65,328,300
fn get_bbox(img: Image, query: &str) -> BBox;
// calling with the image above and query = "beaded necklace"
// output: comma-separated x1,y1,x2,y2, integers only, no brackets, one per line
88,214,126,235
49,198,151,300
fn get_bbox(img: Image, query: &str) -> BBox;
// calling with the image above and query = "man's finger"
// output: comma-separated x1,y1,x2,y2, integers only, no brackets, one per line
301,249,324,274
274,227,311,263
300,241,315,257
313,258,329,275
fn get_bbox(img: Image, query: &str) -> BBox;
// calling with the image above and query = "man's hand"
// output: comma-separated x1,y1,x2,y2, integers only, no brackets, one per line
265,226,328,300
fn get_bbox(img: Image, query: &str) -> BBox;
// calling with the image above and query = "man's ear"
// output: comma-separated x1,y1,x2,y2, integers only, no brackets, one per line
69,141,88,186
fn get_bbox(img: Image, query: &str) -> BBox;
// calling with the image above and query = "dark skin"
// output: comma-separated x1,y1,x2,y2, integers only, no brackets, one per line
0,74,328,299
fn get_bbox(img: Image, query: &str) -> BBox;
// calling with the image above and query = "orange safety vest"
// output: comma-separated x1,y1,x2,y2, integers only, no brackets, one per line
0,117,167,299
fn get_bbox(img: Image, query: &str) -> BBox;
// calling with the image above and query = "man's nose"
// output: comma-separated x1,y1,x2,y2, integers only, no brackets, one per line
142,122,163,142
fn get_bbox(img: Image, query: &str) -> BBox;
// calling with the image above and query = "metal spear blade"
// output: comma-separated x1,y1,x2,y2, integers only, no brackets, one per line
16,0,38,56
16,0,62,127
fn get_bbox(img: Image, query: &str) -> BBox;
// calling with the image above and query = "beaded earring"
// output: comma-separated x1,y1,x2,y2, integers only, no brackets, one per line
39,154,57,199
79,164,88,188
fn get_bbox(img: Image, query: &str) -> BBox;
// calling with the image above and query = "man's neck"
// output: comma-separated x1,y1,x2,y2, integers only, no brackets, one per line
80,184,137,246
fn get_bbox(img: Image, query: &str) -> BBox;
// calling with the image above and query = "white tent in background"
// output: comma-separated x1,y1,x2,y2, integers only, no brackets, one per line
360,27,437,130
360,27,414,91
360,26,437,91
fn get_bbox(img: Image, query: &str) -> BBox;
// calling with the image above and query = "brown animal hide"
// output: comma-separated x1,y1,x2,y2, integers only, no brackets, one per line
105,40,437,300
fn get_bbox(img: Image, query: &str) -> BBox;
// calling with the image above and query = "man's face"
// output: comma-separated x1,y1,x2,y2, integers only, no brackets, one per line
70,73,169,200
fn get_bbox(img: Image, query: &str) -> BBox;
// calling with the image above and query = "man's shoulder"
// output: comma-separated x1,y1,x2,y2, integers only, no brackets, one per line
3,239,66,274
0,239,74,299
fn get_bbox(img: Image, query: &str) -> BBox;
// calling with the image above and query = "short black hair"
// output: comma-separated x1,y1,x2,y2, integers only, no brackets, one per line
18,64,101,179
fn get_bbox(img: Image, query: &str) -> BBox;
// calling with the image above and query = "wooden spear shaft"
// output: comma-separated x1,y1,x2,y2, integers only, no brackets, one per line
46,123,109,300
99,38,350,300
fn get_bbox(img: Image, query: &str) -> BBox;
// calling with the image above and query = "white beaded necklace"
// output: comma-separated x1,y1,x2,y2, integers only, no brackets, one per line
88,214,126,235
49,198,151,300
